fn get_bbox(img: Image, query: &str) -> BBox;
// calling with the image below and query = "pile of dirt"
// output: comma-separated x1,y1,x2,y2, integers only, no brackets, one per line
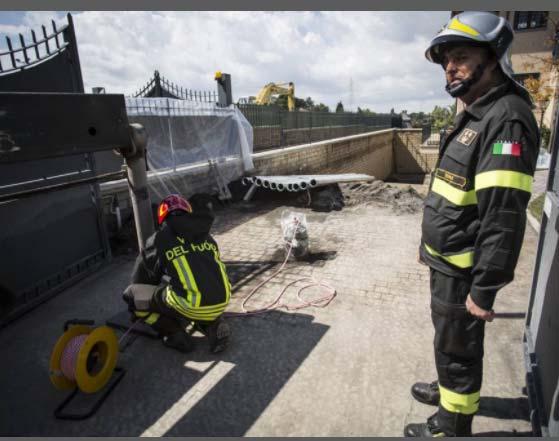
340,181,425,214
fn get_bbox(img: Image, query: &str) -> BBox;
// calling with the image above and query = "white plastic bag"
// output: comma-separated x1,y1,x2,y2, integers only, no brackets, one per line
280,210,309,258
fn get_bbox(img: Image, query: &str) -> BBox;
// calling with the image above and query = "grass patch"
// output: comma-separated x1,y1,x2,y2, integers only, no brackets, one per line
528,193,545,221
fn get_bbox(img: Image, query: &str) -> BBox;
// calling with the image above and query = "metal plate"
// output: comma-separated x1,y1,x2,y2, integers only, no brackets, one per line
0,93,130,163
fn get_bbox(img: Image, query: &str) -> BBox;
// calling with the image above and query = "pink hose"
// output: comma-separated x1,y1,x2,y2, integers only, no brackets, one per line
225,219,337,317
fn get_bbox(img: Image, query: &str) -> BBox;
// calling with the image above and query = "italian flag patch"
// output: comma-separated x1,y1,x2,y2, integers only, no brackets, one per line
492,141,521,156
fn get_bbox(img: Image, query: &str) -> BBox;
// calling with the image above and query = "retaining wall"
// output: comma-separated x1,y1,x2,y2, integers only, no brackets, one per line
100,128,430,235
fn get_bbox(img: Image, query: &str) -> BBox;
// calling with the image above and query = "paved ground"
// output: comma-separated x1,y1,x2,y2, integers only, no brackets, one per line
0,185,537,436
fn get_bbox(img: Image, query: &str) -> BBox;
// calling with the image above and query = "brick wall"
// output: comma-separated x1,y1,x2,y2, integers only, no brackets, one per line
252,129,395,180
253,124,384,151
393,129,438,174
100,128,426,236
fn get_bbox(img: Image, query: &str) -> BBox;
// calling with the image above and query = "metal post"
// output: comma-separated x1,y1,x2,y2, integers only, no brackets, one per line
215,71,232,107
120,123,154,251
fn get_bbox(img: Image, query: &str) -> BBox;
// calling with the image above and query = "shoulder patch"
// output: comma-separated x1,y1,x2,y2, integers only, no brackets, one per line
492,140,522,156
456,128,478,146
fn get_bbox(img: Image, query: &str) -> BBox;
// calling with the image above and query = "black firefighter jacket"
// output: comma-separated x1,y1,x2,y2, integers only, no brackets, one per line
420,80,539,310
131,208,231,322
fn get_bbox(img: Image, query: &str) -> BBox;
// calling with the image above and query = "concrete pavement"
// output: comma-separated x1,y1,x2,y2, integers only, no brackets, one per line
0,188,537,436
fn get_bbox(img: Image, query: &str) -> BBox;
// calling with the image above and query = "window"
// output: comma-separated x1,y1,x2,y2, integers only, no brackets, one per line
514,11,548,30
513,72,541,86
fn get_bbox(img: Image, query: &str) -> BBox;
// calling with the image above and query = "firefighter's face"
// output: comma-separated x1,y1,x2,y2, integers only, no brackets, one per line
441,45,487,88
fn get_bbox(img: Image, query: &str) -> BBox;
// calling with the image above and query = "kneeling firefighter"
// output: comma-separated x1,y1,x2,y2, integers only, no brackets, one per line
123,194,231,353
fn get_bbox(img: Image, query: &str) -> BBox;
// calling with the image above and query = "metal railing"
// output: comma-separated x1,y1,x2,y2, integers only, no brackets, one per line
0,18,69,76
133,70,218,103
237,103,396,130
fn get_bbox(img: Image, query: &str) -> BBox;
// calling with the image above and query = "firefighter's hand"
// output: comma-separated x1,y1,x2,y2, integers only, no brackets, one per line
466,294,495,322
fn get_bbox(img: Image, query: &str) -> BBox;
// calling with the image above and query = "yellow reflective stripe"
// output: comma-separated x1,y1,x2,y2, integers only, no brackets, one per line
164,287,224,321
134,311,159,324
144,313,160,325
193,302,230,311
213,250,231,303
181,309,224,321
172,258,190,297
431,177,477,206
424,243,474,269
475,170,532,193
448,17,480,36
439,384,480,415
171,256,201,308
180,256,201,307
168,289,192,313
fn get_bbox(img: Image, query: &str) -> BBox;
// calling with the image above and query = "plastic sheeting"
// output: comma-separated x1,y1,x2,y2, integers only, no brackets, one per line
125,98,254,201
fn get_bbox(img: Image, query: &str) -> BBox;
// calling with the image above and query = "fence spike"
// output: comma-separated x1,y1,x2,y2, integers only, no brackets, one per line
41,25,50,54
6,36,17,69
52,20,60,49
19,33,30,64
31,29,40,60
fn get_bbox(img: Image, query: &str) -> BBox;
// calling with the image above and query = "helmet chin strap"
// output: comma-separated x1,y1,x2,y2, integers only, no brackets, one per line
445,63,486,98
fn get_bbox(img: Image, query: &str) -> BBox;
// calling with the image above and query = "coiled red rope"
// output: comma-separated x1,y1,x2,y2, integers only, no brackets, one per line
225,218,337,317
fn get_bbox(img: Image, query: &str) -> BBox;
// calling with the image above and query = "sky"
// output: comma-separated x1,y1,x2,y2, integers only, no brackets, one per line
0,11,455,113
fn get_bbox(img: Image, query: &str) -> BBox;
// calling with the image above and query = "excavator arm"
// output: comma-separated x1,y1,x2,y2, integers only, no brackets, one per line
254,82,295,111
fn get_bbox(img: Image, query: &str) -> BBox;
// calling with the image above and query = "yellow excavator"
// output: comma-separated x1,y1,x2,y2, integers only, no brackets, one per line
253,82,295,111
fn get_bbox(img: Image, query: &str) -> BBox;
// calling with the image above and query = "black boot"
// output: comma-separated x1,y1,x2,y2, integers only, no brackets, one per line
411,381,440,406
197,318,231,353
162,331,195,353
404,408,473,437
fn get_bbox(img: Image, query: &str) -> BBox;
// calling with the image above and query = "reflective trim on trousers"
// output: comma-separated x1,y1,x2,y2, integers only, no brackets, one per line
439,384,480,415
134,311,160,325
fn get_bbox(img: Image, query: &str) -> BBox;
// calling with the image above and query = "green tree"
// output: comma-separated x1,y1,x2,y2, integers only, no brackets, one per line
431,104,455,131
335,101,345,113
304,97,315,110
313,103,330,112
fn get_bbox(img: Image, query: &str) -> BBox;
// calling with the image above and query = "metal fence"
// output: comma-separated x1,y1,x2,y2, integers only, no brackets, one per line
133,70,218,103
0,18,69,76
237,103,398,130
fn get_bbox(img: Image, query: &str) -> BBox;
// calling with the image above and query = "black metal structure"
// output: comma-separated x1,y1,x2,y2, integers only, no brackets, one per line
524,110,559,436
133,70,219,103
215,72,233,107
0,14,83,93
0,14,128,328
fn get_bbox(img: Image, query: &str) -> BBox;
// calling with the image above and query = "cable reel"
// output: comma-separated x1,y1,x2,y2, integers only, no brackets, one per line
49,319,125,420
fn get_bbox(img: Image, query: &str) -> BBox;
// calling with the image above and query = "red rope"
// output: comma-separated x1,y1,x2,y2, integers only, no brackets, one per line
225,219,337,317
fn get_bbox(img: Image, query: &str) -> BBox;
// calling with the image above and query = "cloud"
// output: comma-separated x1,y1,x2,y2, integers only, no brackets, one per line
0,11,455,113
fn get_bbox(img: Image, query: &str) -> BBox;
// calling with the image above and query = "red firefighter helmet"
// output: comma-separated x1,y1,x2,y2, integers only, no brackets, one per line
157,194,192,225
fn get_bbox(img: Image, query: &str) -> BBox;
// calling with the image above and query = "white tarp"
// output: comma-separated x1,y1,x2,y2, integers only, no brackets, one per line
125,98,253,200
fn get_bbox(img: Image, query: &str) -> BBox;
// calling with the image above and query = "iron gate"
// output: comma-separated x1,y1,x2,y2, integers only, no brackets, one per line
524,108,559,436
0,14,118,327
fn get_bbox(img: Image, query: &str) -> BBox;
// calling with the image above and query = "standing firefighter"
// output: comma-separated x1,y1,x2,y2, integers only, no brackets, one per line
123,194,231,353
405,12,539,437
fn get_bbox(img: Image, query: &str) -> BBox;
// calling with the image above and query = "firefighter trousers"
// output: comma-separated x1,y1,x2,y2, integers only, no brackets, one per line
430,268,486,421
131,286,221,337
